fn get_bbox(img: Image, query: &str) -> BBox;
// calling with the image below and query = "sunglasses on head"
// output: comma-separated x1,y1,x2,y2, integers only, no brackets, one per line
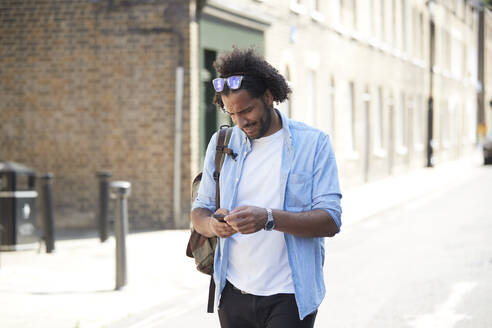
212,75,244,92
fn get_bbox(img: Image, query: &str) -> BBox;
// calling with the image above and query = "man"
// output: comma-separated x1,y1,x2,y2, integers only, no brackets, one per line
191,48,342,328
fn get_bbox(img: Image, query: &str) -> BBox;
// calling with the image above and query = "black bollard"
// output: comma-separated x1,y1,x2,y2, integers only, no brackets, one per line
96,171,111,242
40,173,55,253
110,181,131,290
0,224,3,268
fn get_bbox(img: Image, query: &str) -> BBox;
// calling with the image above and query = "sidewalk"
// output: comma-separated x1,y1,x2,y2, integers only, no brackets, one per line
0,153,484,328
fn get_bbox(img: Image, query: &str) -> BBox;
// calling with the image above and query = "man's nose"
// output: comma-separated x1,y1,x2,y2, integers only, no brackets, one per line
235,114,248,128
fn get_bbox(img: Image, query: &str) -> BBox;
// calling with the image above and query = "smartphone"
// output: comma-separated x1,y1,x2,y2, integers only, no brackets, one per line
212,213,226,222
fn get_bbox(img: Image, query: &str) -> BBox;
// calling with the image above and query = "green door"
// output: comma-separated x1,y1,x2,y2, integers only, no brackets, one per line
198,15,264,166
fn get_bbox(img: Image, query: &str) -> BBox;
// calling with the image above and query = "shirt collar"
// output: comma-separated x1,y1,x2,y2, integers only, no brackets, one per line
276,109,294,153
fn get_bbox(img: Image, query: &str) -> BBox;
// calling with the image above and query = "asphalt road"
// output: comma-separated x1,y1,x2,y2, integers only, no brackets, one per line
112,164,492,328
316,164,492,328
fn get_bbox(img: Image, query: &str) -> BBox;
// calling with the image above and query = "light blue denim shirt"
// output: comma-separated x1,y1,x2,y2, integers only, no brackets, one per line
192,111,342,320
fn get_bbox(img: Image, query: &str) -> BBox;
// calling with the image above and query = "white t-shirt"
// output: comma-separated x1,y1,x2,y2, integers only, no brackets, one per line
226,128,295,296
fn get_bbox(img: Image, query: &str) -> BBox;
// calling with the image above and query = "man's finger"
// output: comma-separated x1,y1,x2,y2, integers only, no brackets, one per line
225,209,250,223
218,224,236,237
233,218,251,229
224,214,239,224
234,220,257,233
231,205,249,213
229,207,251,218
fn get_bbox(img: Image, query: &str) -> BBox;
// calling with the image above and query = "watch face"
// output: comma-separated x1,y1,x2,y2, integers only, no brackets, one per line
266,220,275,231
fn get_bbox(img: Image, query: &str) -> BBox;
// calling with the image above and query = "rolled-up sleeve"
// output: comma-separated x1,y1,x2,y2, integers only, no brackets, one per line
191,133,218,213
311,134,342,231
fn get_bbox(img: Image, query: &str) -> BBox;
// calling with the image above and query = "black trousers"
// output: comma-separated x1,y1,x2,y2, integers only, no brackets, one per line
218,281,317,328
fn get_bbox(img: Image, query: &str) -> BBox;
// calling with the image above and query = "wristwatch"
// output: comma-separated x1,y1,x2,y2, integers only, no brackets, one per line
264,208,275,231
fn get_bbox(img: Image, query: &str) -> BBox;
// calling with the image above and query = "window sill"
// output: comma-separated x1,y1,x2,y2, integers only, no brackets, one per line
350,31,363,42
311,11,325,23
332,22,346,35
290,2,307,15
396,146,408,155
411,58,426,69
344,150,360,160
373,147,387,158
368,37,381,49
442,141,452,149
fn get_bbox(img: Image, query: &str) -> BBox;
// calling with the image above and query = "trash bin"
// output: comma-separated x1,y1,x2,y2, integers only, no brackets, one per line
0,162,38,251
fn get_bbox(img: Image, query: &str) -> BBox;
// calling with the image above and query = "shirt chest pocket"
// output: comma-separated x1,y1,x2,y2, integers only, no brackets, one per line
285,173,312,211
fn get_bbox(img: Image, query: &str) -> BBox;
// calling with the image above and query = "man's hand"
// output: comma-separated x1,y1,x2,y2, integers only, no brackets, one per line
225,205,267,234
210,208,236,238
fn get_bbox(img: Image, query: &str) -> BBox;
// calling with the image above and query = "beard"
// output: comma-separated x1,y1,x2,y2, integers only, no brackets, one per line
244,100,272,140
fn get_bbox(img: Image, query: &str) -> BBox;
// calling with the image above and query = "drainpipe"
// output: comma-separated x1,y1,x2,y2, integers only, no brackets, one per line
165,6,185,229
173,62,184,228
477,3,485,140
426,0,436,168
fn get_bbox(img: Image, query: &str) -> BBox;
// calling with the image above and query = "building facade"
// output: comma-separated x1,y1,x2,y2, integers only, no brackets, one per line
195,0,484,187
483,7,492,136
0,0,489,230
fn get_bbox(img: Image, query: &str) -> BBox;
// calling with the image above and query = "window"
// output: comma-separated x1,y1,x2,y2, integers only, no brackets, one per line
374,87,385,154
396,92,408,153
388,92,395,154
341,0,357,29
467,46,477,81
278,67,292,118
448,97,458,147
363,87,371,168
369,0,375,37
413,95,425,151
401,0,407,52
327,77,336,135
451,33,462,78
419,12,424,59
317,75,335,135
352,0,358,29
442,29,451,72
380,0,386,42
441,100,451,148
306,70,317,126
466,100,476,143
411,7,417,58
462,41,467,80
290,0,307,14
391,0,396,46
345,81,357,156
455,0,465,19
311,0,325,22
333,0,342,27
438,99,449,149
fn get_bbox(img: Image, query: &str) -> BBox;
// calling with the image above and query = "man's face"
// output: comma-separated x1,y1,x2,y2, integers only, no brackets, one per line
221,89,273,139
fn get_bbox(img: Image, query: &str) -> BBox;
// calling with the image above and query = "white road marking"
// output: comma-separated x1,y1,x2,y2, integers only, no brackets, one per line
407,281,477,328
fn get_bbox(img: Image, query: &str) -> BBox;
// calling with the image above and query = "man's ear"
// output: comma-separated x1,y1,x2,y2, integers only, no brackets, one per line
263,89,274,107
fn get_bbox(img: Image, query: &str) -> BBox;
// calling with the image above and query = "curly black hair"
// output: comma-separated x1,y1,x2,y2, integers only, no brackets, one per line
212,48,291,109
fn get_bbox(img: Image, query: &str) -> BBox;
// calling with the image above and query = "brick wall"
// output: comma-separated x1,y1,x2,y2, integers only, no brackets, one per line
0,0,193,230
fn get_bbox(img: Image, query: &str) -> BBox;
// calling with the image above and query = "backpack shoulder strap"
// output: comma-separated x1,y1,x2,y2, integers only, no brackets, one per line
207,126,232,313
213,127,233,208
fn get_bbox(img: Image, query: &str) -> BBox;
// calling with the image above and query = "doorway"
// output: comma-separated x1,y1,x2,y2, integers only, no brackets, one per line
198,14,265,166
